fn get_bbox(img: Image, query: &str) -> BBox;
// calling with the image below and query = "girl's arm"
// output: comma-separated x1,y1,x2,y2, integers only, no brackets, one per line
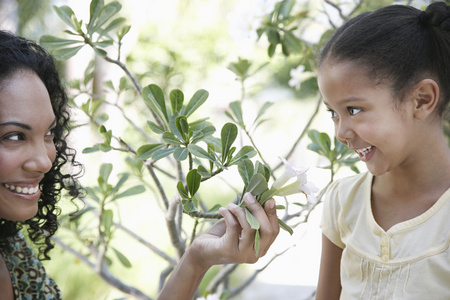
157,193,279,300
316,234,343,300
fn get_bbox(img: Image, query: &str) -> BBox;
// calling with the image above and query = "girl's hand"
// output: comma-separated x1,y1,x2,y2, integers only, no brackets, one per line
187,193,280,270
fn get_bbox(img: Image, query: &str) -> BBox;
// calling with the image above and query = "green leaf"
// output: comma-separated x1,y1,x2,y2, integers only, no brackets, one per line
185,89,209,117
259,187,277,205
253,102,273,126
101,209,114,235
182,200,198,212
152,148,176,161
255,161,271,181
191,124,216,144
39,35,81,50
177,181,189,199
173,147,189,161
186,169,201,197
137,143,164,160
254,230,261,257
175,116,189,142
278,218,293,235
98,17,126,37
143,84,168,126
197,165,211,178
245,208,260,230
188,144,216,161
147,120,164,134
229,101,244,127
162,132,183,146
100,163,113,183
229,145,257,165
90,2,122,33
53,5,78,31
88,0,104,33
112,247,132,268
52,46,85,60
114,185,145,200
221,123,238,164
238,159,254,186
170,89,184,114
246,173,268,196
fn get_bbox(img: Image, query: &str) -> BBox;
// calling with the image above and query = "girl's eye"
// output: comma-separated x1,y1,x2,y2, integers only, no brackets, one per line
348,107,361,115
327,108,338,118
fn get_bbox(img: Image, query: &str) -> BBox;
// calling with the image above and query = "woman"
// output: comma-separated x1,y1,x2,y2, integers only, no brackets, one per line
0,30,279,300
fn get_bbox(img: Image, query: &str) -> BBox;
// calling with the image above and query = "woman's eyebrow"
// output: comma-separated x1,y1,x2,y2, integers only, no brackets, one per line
0,121,32,130
0,118,56,130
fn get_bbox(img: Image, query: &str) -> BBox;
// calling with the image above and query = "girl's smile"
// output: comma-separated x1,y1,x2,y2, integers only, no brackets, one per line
318,60,419,176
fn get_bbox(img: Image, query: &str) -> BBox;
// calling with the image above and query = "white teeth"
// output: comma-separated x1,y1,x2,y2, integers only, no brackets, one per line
355,146,373,157
4,184,39,195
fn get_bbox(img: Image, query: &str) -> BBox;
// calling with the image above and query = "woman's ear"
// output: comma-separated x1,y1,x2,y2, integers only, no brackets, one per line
412,79,439,120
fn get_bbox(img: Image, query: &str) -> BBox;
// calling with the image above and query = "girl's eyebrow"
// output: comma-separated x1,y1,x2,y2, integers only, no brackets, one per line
0,118,56,130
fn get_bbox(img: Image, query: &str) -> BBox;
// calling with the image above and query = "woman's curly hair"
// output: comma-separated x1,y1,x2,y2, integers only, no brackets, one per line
0,30,83,260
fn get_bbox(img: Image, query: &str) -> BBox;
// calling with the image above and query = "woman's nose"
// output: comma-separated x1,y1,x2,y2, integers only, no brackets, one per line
23,142,55,174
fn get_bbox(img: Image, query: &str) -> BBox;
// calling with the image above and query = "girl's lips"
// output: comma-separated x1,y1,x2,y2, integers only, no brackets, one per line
355,146,375,162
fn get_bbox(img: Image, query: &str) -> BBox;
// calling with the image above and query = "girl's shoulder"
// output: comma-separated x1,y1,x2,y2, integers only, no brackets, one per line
324,172,371,202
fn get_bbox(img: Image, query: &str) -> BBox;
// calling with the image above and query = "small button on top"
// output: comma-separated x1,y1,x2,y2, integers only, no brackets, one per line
382,254,389,262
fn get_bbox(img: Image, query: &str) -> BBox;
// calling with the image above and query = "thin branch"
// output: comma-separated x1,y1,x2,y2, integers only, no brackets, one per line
166,196,186,259
158,266,175,293
145,161,170,209
53,237,152,300
207,264,239,292
273,95,322,172
114,221,177,265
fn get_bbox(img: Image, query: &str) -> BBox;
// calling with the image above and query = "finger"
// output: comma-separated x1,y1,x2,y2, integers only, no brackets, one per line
217,206,241,241
227,202,255,250
259,198,280,255
244,194,277,256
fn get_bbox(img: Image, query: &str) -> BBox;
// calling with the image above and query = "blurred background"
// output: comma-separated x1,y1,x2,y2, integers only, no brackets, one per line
0,0,436,299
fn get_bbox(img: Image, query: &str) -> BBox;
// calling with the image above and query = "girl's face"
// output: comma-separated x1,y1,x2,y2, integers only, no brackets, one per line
0,70,56,221
318,60,418,177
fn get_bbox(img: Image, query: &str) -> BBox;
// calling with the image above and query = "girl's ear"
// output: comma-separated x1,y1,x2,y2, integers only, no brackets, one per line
412,79,439,121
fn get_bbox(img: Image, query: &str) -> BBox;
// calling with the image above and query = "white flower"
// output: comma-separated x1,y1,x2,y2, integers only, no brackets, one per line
275,180,319,203
228,0,282,41
272,157,319,203
288,65,315,91
197,294,220,300
272,157,307,189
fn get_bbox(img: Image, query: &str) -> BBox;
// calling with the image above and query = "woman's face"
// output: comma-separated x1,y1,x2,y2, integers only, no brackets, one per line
0,70,56,221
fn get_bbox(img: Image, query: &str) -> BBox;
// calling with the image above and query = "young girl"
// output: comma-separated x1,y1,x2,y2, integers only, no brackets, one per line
0,30,279,299
316,2,450,299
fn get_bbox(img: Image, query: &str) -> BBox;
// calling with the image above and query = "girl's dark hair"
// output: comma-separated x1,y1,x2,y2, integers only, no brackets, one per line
0,30,83,260
319,2,450,117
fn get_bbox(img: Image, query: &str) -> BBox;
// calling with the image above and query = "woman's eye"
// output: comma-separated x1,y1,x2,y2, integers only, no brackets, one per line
348,107,361,115
4,133,25,141
46,129,55,137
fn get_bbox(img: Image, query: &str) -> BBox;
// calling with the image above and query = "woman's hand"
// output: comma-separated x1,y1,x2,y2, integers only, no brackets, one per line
189,193,279,268
157,193,279,300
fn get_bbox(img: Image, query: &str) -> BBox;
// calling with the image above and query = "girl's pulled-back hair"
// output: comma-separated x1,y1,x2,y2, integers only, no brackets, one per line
319,2,450,117
0,30,83,259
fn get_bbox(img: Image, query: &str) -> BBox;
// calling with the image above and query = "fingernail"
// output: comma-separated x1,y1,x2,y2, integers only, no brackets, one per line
266,199,275,209
244,193,256,204
228,202,239,209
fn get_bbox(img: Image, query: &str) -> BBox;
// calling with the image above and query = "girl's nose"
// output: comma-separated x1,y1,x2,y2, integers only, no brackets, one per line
335,119,355,145
23,142,55,174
